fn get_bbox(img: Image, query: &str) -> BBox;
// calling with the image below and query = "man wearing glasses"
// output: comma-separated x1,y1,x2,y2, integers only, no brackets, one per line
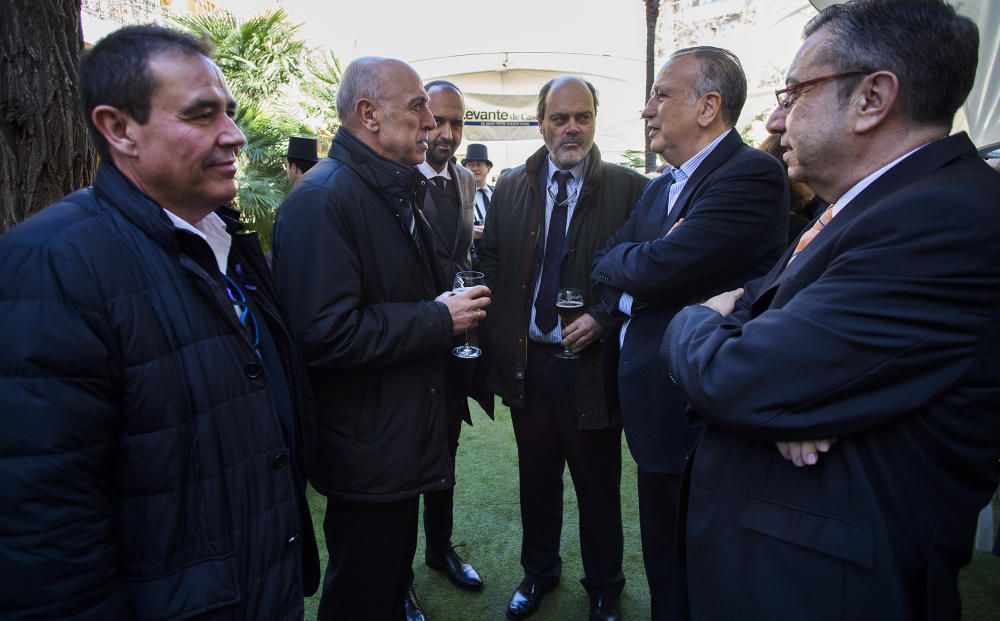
591,46,788,620
0,25,319,619
664,1,1000,619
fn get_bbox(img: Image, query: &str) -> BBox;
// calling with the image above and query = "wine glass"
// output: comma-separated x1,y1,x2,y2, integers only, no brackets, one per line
554,288,584,359
452,270,485,359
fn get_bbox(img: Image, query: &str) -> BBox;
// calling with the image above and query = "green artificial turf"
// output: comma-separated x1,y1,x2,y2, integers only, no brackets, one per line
304,399,1000,620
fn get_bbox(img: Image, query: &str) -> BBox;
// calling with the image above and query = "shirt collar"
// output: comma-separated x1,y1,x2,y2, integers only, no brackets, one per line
546,153,589,185
829,143,927,216
417,160,452,181
669,128,733,182
163,209,231,274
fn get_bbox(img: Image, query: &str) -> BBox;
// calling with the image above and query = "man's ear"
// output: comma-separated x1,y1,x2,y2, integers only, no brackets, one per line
357,98,380,132
854,71,899,134
91,105,138,157
697,91,722,128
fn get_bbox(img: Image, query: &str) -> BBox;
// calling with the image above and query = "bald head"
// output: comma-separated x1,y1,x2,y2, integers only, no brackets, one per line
338,57,414,131
336,56,435,166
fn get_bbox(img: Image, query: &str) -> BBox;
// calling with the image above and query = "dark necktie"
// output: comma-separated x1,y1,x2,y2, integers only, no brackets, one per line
476,188,490,224
433,176,447,191
533,170,572,333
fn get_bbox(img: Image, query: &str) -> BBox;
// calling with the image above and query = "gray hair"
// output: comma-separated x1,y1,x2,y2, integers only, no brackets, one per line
804,0,978,127
336,56,386,130
670,46,747,128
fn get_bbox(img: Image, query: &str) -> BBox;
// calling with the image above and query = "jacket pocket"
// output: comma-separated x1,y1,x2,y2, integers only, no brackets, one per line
126,554,239,620
739,495,874,569
353,374,383,443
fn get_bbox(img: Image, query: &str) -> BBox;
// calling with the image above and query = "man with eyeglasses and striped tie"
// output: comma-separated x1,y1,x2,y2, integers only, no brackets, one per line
663,1,1000,619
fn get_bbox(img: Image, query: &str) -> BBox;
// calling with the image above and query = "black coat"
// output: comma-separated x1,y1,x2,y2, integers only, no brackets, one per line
478,145,648,428
272,128,455,502
0,163,319,620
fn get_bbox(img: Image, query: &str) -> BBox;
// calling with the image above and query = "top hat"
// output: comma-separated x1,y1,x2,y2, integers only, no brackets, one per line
461,143,492,167
287,136,319,162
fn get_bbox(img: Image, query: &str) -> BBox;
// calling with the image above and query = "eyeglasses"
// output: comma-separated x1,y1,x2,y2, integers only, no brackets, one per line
222,272,260,350
774,71,870,110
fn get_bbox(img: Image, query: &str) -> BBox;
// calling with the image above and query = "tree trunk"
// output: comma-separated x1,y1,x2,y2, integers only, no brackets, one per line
1,0,95,233
644,0,660,173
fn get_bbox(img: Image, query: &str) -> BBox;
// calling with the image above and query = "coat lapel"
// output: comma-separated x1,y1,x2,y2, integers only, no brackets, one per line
660,130,744,235
750,132,976,314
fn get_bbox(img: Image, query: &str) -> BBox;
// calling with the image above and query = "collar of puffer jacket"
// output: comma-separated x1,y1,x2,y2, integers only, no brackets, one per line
328,127,424,198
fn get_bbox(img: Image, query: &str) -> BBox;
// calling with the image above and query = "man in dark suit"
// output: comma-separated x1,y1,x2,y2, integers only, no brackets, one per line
591,46,788,620
663,2,1000,619
409,79,485,620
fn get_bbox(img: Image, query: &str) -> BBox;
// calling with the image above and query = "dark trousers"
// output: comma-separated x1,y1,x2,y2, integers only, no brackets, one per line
510,344,625,597
318,497,418,621
637,469,688,621
423,408,464,558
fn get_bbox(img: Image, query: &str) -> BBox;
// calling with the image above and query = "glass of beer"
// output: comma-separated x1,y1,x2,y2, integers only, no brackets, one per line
555,288,584,359
453,271,486,359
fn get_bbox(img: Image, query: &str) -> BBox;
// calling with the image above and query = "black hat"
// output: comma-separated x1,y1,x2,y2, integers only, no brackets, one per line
287,136,319,162
461,143,492,167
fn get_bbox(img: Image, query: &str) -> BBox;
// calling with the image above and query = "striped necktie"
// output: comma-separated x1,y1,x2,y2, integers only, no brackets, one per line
791,205,834,259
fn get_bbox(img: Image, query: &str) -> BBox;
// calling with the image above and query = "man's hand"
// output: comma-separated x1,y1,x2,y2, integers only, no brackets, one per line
667,217,684,235
775,438,838,467
472,225,485,240
437,286,491,334
561,313,604,353
702,288,743,317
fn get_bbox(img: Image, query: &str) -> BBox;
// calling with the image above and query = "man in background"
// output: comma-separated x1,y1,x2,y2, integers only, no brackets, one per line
285,135,319,185
479,76,647,621
408,78,486,620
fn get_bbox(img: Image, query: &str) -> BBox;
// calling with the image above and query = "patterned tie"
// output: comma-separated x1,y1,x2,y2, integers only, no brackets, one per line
475,189,489,225
791,205,834,259
533,170,572,333
400,199,421,252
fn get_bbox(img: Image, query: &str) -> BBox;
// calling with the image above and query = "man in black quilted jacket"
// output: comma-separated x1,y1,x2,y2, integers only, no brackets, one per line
0,25,318,620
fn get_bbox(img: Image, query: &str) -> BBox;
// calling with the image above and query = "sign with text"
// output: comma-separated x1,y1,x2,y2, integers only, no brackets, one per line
463,93,540,141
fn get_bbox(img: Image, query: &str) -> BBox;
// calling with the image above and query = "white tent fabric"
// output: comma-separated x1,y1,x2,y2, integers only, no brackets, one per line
809,0,999,151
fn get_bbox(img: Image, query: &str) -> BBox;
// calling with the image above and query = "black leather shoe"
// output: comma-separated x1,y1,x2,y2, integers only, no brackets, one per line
404,585,426,621
426,547,484,591
588,594,621,621
505,578,554,620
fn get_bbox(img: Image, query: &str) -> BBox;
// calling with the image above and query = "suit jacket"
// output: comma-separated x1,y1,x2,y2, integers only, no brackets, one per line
420,161,492,422
663,132,1000,620
423,161,477,281
592,130,788,473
